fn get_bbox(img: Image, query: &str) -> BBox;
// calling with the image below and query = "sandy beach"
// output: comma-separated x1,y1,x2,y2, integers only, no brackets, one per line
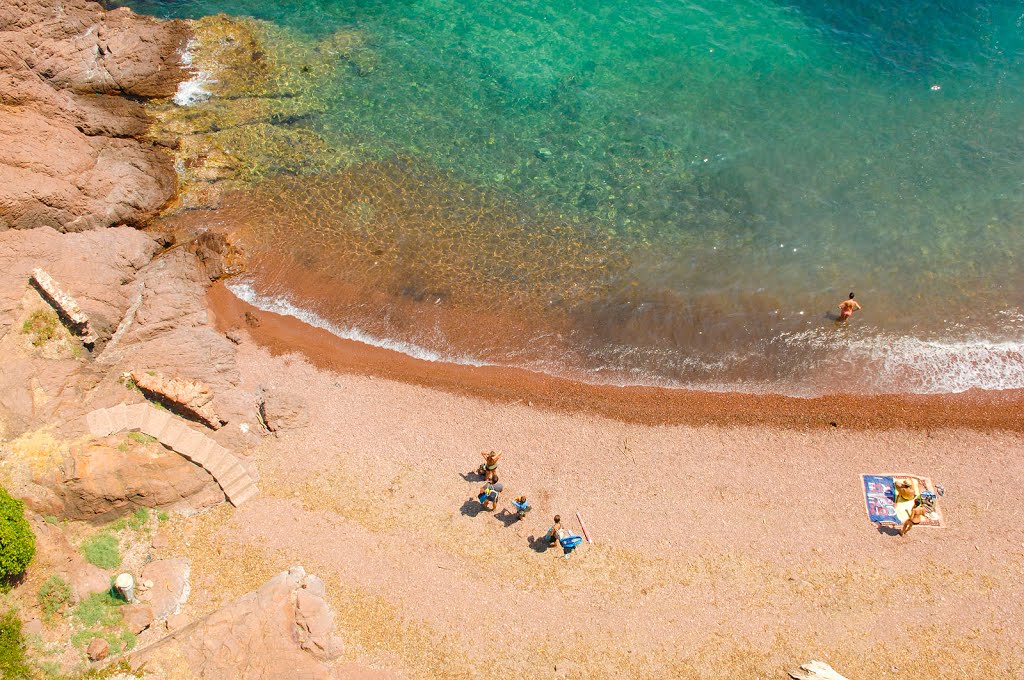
2,2,1023,676
173,284,1024,678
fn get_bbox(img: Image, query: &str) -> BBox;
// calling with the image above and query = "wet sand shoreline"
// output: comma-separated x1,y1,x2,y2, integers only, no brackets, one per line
207,281,1024,432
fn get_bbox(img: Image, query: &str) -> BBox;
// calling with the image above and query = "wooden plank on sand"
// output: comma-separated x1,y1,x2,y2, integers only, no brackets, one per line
576,512,592,544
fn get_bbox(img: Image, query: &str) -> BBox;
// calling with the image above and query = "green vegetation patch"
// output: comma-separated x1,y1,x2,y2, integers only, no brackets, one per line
127,432,157,446
0,487,36,583
109,507,150,534
38,575,73,620
21,309,59,347
0,608,30,679
79,533,121,570
73,592,125,629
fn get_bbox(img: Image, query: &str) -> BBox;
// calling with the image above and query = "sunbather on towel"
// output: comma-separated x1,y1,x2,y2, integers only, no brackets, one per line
900,491,937,537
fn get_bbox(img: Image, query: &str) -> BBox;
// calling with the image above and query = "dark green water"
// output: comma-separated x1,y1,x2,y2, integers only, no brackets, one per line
120,0,1024,393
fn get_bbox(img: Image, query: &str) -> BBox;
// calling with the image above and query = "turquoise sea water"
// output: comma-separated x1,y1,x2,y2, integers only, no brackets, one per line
119,0,1024,393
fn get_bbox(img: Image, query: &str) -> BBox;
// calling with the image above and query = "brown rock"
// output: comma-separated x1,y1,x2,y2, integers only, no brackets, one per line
0,0,188,232
121,603,155,635
186,231,244,282
294,583,342,660
33,437,222,521
131,370,224,429
165,612,190,631
22,617,43,636
28,515,111,601
140,558,190,620
129,566,345,679
0,227,159,437
86,637,109,661
259,389,309,432
97,250,242,438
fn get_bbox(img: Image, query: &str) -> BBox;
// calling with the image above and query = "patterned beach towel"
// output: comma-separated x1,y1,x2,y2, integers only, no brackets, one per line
861,473,945,528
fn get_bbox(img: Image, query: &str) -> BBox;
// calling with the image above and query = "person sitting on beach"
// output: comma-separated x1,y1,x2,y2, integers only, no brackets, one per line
544,515,563,547
900,490,937,537
478,479,503,511
894,479,916,503
837,292,861,322
512,495,531,520
477,450,503,482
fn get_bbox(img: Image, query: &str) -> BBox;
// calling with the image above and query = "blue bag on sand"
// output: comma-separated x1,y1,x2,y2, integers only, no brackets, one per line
559,535,583,549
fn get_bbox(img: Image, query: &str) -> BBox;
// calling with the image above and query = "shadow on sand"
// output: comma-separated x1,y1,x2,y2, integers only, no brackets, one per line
527,535,553,553
494,508,520,528
460,498,484,517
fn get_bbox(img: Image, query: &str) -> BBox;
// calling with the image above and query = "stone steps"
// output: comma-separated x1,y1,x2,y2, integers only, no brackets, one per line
84,404,258,507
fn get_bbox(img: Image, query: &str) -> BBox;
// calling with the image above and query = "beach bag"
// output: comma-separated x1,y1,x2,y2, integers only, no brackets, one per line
559,535,583,549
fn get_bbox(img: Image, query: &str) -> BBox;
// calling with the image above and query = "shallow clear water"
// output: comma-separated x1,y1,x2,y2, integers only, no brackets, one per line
121,0,1024,393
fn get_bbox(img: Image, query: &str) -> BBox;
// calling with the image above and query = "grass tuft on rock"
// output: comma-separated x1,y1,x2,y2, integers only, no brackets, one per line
80,533,121,570
21,309,59,347
73,592,125,629
38,575,73,620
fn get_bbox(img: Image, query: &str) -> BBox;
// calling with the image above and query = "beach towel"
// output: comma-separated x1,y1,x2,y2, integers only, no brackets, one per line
861,473,945,528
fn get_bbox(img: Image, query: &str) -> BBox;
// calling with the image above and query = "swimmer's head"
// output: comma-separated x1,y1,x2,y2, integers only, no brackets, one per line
849,292,856,299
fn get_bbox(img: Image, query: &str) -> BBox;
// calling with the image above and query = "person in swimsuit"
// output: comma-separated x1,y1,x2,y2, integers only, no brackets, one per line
900,490,937,537
478,479,503,511
545,515,563,547
837,292,861,322
512,495,531,520
477,450,503,482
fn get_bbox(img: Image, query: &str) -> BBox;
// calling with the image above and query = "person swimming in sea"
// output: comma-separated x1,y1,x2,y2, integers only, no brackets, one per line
837,292,861,322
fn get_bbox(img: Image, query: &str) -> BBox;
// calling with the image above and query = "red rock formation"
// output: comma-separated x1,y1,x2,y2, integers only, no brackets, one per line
129,567,347,679
0,0,188,231
29,436,223,520
131,370,225,429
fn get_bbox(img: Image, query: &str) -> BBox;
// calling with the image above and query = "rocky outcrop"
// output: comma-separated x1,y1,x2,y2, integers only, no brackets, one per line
0,227,248,443
29,436,223,521
97,248,241,402
129,566,344,679
140,558,191,620
86,637,109,662
258,388,309,432
30,268,98,345
0,0,188,232
28,515,110,601
131,371,223,429
121,603,156,635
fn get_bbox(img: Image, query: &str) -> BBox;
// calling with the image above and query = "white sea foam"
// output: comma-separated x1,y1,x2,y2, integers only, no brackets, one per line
228,280,1024,395
226,281,492,367
173,39,215,107
779,328,1024,394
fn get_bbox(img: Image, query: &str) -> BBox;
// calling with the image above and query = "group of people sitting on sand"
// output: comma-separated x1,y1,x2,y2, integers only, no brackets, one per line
473,450,584,558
